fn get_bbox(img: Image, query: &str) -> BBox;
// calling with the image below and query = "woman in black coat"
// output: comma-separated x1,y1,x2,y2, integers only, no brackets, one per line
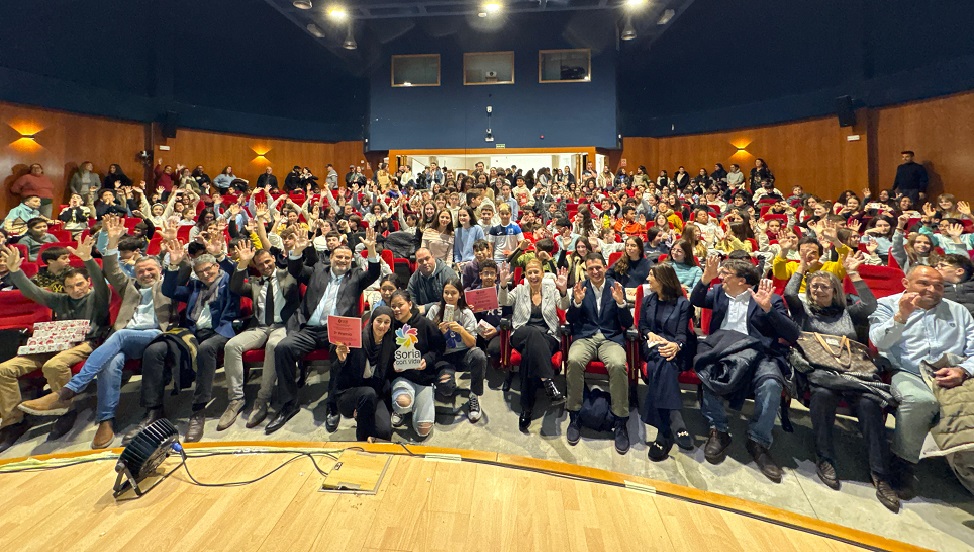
639,264,695,461
328,306,397,442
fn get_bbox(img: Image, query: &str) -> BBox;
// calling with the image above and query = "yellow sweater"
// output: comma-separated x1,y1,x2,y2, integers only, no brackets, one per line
772,244,851,293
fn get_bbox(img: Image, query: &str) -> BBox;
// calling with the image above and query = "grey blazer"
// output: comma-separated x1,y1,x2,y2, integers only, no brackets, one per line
498,280,570,336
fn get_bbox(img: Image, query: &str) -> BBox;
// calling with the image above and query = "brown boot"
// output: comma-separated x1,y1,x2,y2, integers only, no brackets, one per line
18,392,72,417
91,420,115,449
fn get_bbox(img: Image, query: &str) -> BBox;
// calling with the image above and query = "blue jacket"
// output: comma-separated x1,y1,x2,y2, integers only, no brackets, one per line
162,257,240,339
688,281,799,350
566,277,634,346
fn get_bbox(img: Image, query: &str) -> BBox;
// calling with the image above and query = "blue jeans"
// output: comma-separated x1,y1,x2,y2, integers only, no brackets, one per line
701,378,782,448
65,329,161,422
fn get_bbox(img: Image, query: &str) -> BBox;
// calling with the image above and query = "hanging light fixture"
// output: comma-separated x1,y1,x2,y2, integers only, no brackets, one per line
293,0,312,9
621,16,637,41
342,21,358,50
306,23,325,38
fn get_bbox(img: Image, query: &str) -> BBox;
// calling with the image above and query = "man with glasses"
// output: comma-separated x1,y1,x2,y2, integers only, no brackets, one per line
131,240,239,443
870,264,974,497
564,253,634,454
690,256,800,483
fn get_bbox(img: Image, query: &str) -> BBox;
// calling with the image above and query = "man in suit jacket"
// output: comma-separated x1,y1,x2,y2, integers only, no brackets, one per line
565,253,634,454
135,241,240,442
689,256,800,483
219,241,300,431
267,228,381,433
20,216,177,449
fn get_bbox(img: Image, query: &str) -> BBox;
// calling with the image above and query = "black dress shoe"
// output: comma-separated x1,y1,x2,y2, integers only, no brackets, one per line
265,402,299,434
0,420,29,453
613,418,630,455
648,438,673,462
746,439,783,483
872,473,901,513
703,428,732,465
566,411,580,445
325,405,340,432
673,428,694,451
889,456,916,500
122,407,164,445
48,410,78,441
543,379,564,402
816,459,841,490
518,409,531,432
185,410,206,443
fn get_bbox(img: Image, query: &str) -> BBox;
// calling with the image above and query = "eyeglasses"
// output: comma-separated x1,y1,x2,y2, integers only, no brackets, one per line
809,283,832,291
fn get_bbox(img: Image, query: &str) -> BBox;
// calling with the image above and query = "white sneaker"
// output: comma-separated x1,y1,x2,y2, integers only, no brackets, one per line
391,412,405,428
467,395,482,423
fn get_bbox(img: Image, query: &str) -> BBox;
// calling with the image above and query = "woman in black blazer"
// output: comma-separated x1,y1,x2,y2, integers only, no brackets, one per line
639,264,695,461
329,306,397,442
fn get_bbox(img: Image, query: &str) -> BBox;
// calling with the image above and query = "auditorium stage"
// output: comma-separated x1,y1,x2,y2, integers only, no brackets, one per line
0,442,925,552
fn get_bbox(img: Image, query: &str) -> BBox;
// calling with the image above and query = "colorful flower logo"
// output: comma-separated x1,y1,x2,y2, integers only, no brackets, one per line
395,324,418,348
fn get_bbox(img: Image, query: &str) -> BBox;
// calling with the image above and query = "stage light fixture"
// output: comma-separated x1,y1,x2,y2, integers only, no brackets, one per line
113,418,181,498
343,23,358,50
293,0,312,9
483,2,502,15
621,17,637,41
625,0,648,8
306,23,325,37
658,9,675,25
328,6,349,21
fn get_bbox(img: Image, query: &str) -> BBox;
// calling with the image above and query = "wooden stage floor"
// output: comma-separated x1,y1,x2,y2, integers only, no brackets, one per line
0,442,925,552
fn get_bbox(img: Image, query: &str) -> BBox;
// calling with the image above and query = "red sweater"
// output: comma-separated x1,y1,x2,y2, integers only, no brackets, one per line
11,174,55,199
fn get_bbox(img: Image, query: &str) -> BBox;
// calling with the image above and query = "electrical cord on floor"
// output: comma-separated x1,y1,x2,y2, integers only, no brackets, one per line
174,447,337,488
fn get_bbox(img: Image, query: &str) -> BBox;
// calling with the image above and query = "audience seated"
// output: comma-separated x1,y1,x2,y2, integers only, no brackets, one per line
1,152,972,511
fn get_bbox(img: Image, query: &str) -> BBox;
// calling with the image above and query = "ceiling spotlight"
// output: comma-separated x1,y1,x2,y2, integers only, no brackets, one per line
625,0,648,8
328,6,349,21
342,23,358,50
621,17,636,41
658,9,675,25
306,23,324,37
483,2,502,14
293,0,312,9
478,12,487,18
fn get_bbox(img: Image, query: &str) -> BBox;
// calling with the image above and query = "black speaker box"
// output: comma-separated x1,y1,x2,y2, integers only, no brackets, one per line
835,96,856,128
161,111,178,138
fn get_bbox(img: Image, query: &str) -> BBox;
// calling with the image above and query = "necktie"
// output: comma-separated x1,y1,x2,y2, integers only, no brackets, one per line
264,277,275,326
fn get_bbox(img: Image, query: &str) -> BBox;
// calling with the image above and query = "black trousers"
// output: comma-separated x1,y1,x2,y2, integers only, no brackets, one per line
140,329,228,411
510,325,558,410
809,387,890,476
335,386,392,442
274,325,331,406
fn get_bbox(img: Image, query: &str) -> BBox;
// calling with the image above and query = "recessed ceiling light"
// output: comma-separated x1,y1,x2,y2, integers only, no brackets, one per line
625,0,647,8
483,2,502,14
293,0,312,9
328,6,349,21
478,12,487,18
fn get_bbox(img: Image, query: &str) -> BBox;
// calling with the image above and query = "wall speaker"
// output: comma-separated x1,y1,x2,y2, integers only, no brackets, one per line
161,111,179,139
835,96,856,128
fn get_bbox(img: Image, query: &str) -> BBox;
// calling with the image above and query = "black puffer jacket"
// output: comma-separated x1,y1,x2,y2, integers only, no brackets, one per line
694,329,791,409
944,279,974,318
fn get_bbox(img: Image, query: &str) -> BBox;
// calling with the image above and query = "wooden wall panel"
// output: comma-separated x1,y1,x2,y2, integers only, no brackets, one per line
873,90,974,200
0,101,144,214
621,117,870,204
157,129,363,190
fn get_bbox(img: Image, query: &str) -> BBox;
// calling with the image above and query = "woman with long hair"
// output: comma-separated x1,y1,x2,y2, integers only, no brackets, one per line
861,215,895,262
891,214,940,271
426,279,487,422
454,206,485,264
497,260,571,431
563,237,592,288
328,307,397,442
103,163,132,190
388,290,445,439
639,264,695,461
421,209,455,264
573,205,599,239
609,236,651,289
783,255,898,511
749,158,774,191
667,239,702,292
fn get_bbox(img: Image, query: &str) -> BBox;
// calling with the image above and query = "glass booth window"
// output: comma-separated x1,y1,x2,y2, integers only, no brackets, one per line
464,52,514,85
539,49,591,83
391,54,441,87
